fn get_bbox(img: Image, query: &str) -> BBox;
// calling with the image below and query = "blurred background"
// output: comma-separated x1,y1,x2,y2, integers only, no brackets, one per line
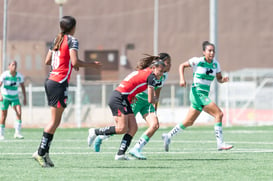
0,0,272,128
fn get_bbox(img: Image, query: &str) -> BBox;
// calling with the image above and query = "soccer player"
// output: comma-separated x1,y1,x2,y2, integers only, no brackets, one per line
32,16,101,167
0,61,26,140
162,41,233,151
92,53,171,160
87,57,165,160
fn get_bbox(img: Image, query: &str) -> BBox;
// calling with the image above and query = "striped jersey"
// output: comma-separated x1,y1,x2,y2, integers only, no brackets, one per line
136,72,168,101
189,56,221,92
48,34,79,83
116,68,162,103
0,71,24,100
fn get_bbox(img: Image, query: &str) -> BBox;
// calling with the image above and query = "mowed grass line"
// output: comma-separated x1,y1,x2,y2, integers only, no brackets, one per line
0,126,273,181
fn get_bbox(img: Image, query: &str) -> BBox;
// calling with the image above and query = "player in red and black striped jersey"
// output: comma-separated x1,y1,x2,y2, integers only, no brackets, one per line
88,56,165,160
33,16,101,167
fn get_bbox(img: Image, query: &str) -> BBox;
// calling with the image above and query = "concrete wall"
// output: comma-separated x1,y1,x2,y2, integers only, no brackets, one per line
0,0,272,84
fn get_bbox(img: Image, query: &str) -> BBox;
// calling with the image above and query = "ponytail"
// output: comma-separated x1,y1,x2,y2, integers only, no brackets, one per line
53,32,65,51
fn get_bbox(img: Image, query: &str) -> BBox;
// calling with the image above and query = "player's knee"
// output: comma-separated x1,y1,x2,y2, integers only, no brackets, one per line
217,111,224,120
116,126,128,134
150,122,159,131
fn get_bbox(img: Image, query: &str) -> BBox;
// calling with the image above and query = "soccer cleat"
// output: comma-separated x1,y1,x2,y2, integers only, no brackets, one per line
217,143,234,151
0,135,4,141
94,136,103,152
87,128,97,147
44,153,54,167
129,148,147,160
32,151,49,168
14,132,24,139
162,133,171,152
115,154,130,160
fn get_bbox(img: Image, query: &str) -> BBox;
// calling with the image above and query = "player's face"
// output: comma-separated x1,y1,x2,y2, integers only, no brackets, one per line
164,59,171,72
153,64,165,79
70,26,76,35
203,45,215,62
9,62,17,73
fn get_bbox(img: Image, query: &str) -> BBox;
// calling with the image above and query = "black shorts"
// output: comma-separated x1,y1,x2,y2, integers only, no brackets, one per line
44,79,68,108
108,90,133,116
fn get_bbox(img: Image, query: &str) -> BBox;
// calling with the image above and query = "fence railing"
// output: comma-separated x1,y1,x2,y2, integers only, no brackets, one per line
6,74,273,128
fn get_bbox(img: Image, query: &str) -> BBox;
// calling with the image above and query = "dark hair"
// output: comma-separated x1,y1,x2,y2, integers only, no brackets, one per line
202,41,215,51
150,59,166,68
136,54,158,70
136,53,170,70
53,16,77,51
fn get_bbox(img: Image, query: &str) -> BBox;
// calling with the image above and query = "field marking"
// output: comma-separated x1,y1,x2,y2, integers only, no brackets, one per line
1,148,273,156
1,139,273,145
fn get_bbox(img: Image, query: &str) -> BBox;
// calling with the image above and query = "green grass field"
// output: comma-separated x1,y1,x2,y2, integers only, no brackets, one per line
0,126,273,181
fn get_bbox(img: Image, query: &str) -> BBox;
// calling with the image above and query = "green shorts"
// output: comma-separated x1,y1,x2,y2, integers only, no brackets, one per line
131,97,155,116
0,98,21,110
190,87,212,112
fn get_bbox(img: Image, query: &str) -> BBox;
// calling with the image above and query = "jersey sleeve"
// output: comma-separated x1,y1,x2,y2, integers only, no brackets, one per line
18,72,24,83
157,72,168,88
0,72,4,82
215,60,221,73
188,57,200,68
68,35,79,50
147,73,162,88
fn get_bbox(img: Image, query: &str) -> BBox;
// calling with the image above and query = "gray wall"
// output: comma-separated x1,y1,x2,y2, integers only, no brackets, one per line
0,0,272,83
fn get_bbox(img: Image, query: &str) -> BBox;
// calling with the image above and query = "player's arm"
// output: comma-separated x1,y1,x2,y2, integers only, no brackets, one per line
216,72,229,83
20,82,27,105
147,86,157,104
45,50,52,65
0,81,2,101
179,61,190,87
154,87,161,110
70,49,101,70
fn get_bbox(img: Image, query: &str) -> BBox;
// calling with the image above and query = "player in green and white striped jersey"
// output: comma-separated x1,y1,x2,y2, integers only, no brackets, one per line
162,41,233,151
0,61,26,140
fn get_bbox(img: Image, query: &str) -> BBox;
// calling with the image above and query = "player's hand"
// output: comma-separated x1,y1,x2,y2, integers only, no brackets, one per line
93,61,102,70
74,66,79,71
222,76,229,83
180,80,186,87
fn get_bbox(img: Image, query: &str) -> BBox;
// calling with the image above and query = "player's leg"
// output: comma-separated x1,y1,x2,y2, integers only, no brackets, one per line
162,107,200,151
0,99,9,140
12,101,24,139
129,111,158,160
203,102,233,150
33,79,67,167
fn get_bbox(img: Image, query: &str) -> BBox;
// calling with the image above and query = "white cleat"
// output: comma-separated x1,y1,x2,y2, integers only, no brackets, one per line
0,135,4,141
162,133,171,152
115,154,130,160
14,132,24,139
129,148,146,160
87,128,97,147
218,143,233,151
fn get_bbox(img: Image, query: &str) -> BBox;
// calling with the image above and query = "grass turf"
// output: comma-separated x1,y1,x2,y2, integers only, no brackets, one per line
0,126,273,181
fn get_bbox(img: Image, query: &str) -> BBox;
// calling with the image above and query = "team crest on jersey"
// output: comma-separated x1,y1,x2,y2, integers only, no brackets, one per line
213,63,217,68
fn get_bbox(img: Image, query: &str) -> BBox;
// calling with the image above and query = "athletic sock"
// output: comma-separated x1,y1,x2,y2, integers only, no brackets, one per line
117,134,132,155
95,126,116,135
168,123,186,138
14,120,22,134
98,135,111,140
134,134,150,150
38,132,54,156
214,122,223,145
0,124,5,136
